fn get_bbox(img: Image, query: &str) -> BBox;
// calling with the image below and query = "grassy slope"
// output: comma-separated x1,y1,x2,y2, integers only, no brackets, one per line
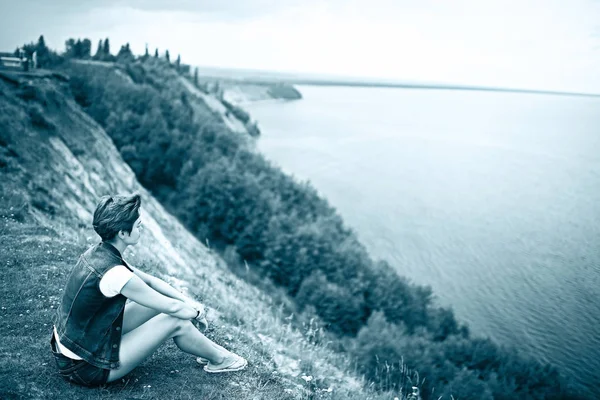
0,73,402,399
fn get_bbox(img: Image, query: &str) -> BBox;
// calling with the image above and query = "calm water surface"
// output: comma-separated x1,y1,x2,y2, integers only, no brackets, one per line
246,86,600,396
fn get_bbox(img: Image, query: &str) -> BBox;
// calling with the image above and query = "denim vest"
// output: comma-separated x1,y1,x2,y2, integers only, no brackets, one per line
54,242,133,369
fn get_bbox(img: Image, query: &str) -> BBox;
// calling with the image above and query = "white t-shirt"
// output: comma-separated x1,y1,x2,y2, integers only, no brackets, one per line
54,265,135,360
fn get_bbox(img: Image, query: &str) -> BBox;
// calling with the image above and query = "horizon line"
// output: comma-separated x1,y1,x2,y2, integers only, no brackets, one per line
194,64,600,99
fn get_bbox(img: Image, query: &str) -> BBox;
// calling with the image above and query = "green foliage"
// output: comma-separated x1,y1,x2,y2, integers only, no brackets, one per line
93,39,103,60
117,43,134,63
64,38,91,59
222,99,251,123
295,271,366,334
440,368,495,400
245,120,261,137
103,38,111,58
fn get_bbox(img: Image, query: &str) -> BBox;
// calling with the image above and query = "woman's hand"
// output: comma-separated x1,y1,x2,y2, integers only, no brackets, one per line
187,299,209,331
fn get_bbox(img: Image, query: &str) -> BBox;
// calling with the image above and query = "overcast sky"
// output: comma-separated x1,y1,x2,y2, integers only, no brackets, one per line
1,0,599,92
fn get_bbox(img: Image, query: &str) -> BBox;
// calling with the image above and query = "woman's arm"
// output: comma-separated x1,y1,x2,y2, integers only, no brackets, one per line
120,274,198,320
129,265,204,310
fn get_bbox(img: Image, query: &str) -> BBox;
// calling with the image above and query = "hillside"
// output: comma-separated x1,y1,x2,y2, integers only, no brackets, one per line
0,71,401,399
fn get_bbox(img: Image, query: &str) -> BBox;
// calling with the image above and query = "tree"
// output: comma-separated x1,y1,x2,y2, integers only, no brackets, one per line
103,38,111,58
64,38,80,58
64,38,91,59
36,35,50,67
37,35,47,52
81,38,92,58
175,54,181,70
144,44,149,58
93,39,103,60
440,368,494,400
427,306,461,341
295,271,366,334
193,67,199,87
117,43,134,62
154,48,159,58
165,50,170,63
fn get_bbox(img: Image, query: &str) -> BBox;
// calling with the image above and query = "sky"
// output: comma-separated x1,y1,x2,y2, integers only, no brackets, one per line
1,0,600,92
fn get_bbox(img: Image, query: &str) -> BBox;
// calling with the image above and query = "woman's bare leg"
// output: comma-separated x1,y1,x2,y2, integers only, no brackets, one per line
122,301,226,354
107,314,226,382
122,301,160,334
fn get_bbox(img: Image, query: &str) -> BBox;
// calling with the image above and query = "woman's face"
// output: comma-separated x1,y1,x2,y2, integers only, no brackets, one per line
124,215,144,246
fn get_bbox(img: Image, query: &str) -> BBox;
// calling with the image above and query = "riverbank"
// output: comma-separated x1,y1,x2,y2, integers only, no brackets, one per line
222,82,302,104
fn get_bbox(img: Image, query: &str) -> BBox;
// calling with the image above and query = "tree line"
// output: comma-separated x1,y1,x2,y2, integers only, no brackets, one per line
17,36,189,75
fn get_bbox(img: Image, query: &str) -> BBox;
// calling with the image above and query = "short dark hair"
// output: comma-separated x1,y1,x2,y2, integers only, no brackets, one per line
92,193,142,241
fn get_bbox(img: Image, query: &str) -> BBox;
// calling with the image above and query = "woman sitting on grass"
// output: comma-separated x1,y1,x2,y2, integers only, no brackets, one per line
50,193,247,387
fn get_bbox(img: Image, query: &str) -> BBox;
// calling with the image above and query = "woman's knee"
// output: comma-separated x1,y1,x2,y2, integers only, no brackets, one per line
155,313,188,334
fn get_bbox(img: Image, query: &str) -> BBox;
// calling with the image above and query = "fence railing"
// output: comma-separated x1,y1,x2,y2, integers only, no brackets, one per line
0,54,29,71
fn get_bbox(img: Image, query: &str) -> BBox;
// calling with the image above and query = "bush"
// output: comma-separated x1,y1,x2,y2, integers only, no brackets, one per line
440,368,494,400
295,271,366,335
245,120,260,137
222,99,251,123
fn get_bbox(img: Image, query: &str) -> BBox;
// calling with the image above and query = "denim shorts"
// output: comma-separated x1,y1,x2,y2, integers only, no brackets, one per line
50,334,110,387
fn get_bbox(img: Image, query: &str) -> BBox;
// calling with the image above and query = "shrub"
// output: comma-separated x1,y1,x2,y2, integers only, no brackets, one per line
295,271,366,335
222,99,251,123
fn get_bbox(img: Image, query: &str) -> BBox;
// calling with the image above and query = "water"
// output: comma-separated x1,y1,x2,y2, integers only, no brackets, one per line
245,86,600,396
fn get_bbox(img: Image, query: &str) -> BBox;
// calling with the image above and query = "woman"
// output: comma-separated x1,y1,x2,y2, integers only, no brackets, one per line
51,193,247,387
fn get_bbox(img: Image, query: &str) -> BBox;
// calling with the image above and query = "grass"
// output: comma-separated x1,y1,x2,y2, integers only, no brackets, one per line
0,211,294,400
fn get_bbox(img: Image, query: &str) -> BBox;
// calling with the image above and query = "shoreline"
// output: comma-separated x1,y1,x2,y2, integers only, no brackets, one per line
285,80,600,98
